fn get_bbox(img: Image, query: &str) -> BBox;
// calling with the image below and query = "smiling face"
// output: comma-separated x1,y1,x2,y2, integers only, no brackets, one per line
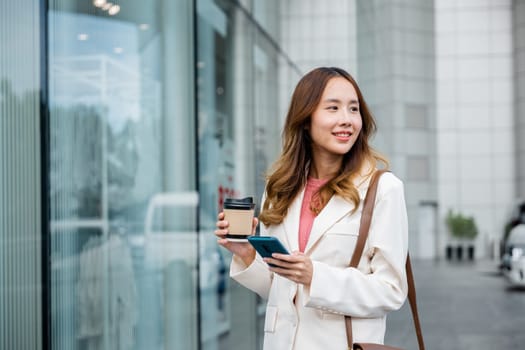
307,76,362,165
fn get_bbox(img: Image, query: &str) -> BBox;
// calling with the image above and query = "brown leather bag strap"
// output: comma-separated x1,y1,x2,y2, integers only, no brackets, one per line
349,169,387,267
405,255,425,350
345,169,387,349
345,170,425,350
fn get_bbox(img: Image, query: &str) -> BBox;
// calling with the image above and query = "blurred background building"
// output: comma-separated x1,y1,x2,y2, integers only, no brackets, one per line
0,0,521,349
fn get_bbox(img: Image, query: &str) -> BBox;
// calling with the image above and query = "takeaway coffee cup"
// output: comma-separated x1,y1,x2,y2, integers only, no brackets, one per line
223,197,256,241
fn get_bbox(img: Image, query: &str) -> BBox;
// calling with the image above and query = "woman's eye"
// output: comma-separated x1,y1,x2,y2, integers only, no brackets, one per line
327,106,338,111
350,106,359,113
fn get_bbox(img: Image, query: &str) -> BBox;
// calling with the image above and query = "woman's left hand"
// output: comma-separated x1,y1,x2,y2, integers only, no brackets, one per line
264,252,313,286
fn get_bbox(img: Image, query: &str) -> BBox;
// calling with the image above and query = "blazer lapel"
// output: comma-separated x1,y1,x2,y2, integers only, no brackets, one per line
304,171,373,254
304,195,355,253
282,189,305,253
280,169,374,254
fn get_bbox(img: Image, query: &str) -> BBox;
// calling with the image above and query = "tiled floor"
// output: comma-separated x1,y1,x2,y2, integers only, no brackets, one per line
385,259,525,350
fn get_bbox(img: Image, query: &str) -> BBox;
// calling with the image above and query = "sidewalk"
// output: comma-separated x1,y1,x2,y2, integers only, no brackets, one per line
385,259,525,349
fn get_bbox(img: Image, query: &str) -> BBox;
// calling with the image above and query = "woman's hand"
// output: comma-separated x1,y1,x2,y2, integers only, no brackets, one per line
215,212,258,266
264,252,313,286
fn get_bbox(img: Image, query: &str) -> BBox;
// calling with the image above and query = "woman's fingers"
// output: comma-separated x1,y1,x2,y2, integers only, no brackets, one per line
216,213,259,239
251,217,259,235
214,211,257,266
215,212,229,238
265,252,313,285
263,252,300,267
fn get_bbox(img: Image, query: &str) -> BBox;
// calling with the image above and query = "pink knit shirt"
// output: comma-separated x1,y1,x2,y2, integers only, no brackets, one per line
298,177,329,252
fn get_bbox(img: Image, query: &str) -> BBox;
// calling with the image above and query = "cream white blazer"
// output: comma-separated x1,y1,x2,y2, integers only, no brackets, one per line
231,172,409,350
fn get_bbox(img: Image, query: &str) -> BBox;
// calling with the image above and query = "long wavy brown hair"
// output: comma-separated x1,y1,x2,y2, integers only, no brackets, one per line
258,67,388,226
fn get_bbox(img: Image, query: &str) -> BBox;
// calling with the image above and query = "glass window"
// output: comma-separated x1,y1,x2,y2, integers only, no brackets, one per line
196,1,288,349
48,1,198,349
0,1,43,349
197,1,249,348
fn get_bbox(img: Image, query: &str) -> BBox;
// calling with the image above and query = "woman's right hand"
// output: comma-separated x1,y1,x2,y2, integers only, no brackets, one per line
215,212,258,266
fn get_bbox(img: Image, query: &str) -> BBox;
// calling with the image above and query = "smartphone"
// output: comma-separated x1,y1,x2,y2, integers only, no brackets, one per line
247,236,289,267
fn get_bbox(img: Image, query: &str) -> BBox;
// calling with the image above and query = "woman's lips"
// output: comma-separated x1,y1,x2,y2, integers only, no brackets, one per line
333,131,352,140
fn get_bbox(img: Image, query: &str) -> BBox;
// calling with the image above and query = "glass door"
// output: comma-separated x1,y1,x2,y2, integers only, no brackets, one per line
47,1,198,349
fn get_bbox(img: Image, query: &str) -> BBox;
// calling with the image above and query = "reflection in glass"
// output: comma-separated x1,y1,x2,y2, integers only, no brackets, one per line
0,1,43,347
196,1,287,349
48,1,197,349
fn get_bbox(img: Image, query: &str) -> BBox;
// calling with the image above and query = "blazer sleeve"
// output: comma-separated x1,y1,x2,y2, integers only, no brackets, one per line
230,254,273,299
229,193,274,299
303,174,409,318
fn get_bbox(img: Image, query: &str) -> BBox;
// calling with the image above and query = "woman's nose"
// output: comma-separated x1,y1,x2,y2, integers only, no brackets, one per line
339,109,352,125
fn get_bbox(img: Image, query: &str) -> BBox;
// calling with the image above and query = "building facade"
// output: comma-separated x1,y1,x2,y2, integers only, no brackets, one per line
0,0,520,349
435,0,515,258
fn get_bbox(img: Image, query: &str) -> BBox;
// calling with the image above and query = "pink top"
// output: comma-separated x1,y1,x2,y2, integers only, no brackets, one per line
298,177,329,252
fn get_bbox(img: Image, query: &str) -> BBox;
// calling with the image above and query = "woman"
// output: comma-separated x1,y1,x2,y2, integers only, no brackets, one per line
215,67,408,349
